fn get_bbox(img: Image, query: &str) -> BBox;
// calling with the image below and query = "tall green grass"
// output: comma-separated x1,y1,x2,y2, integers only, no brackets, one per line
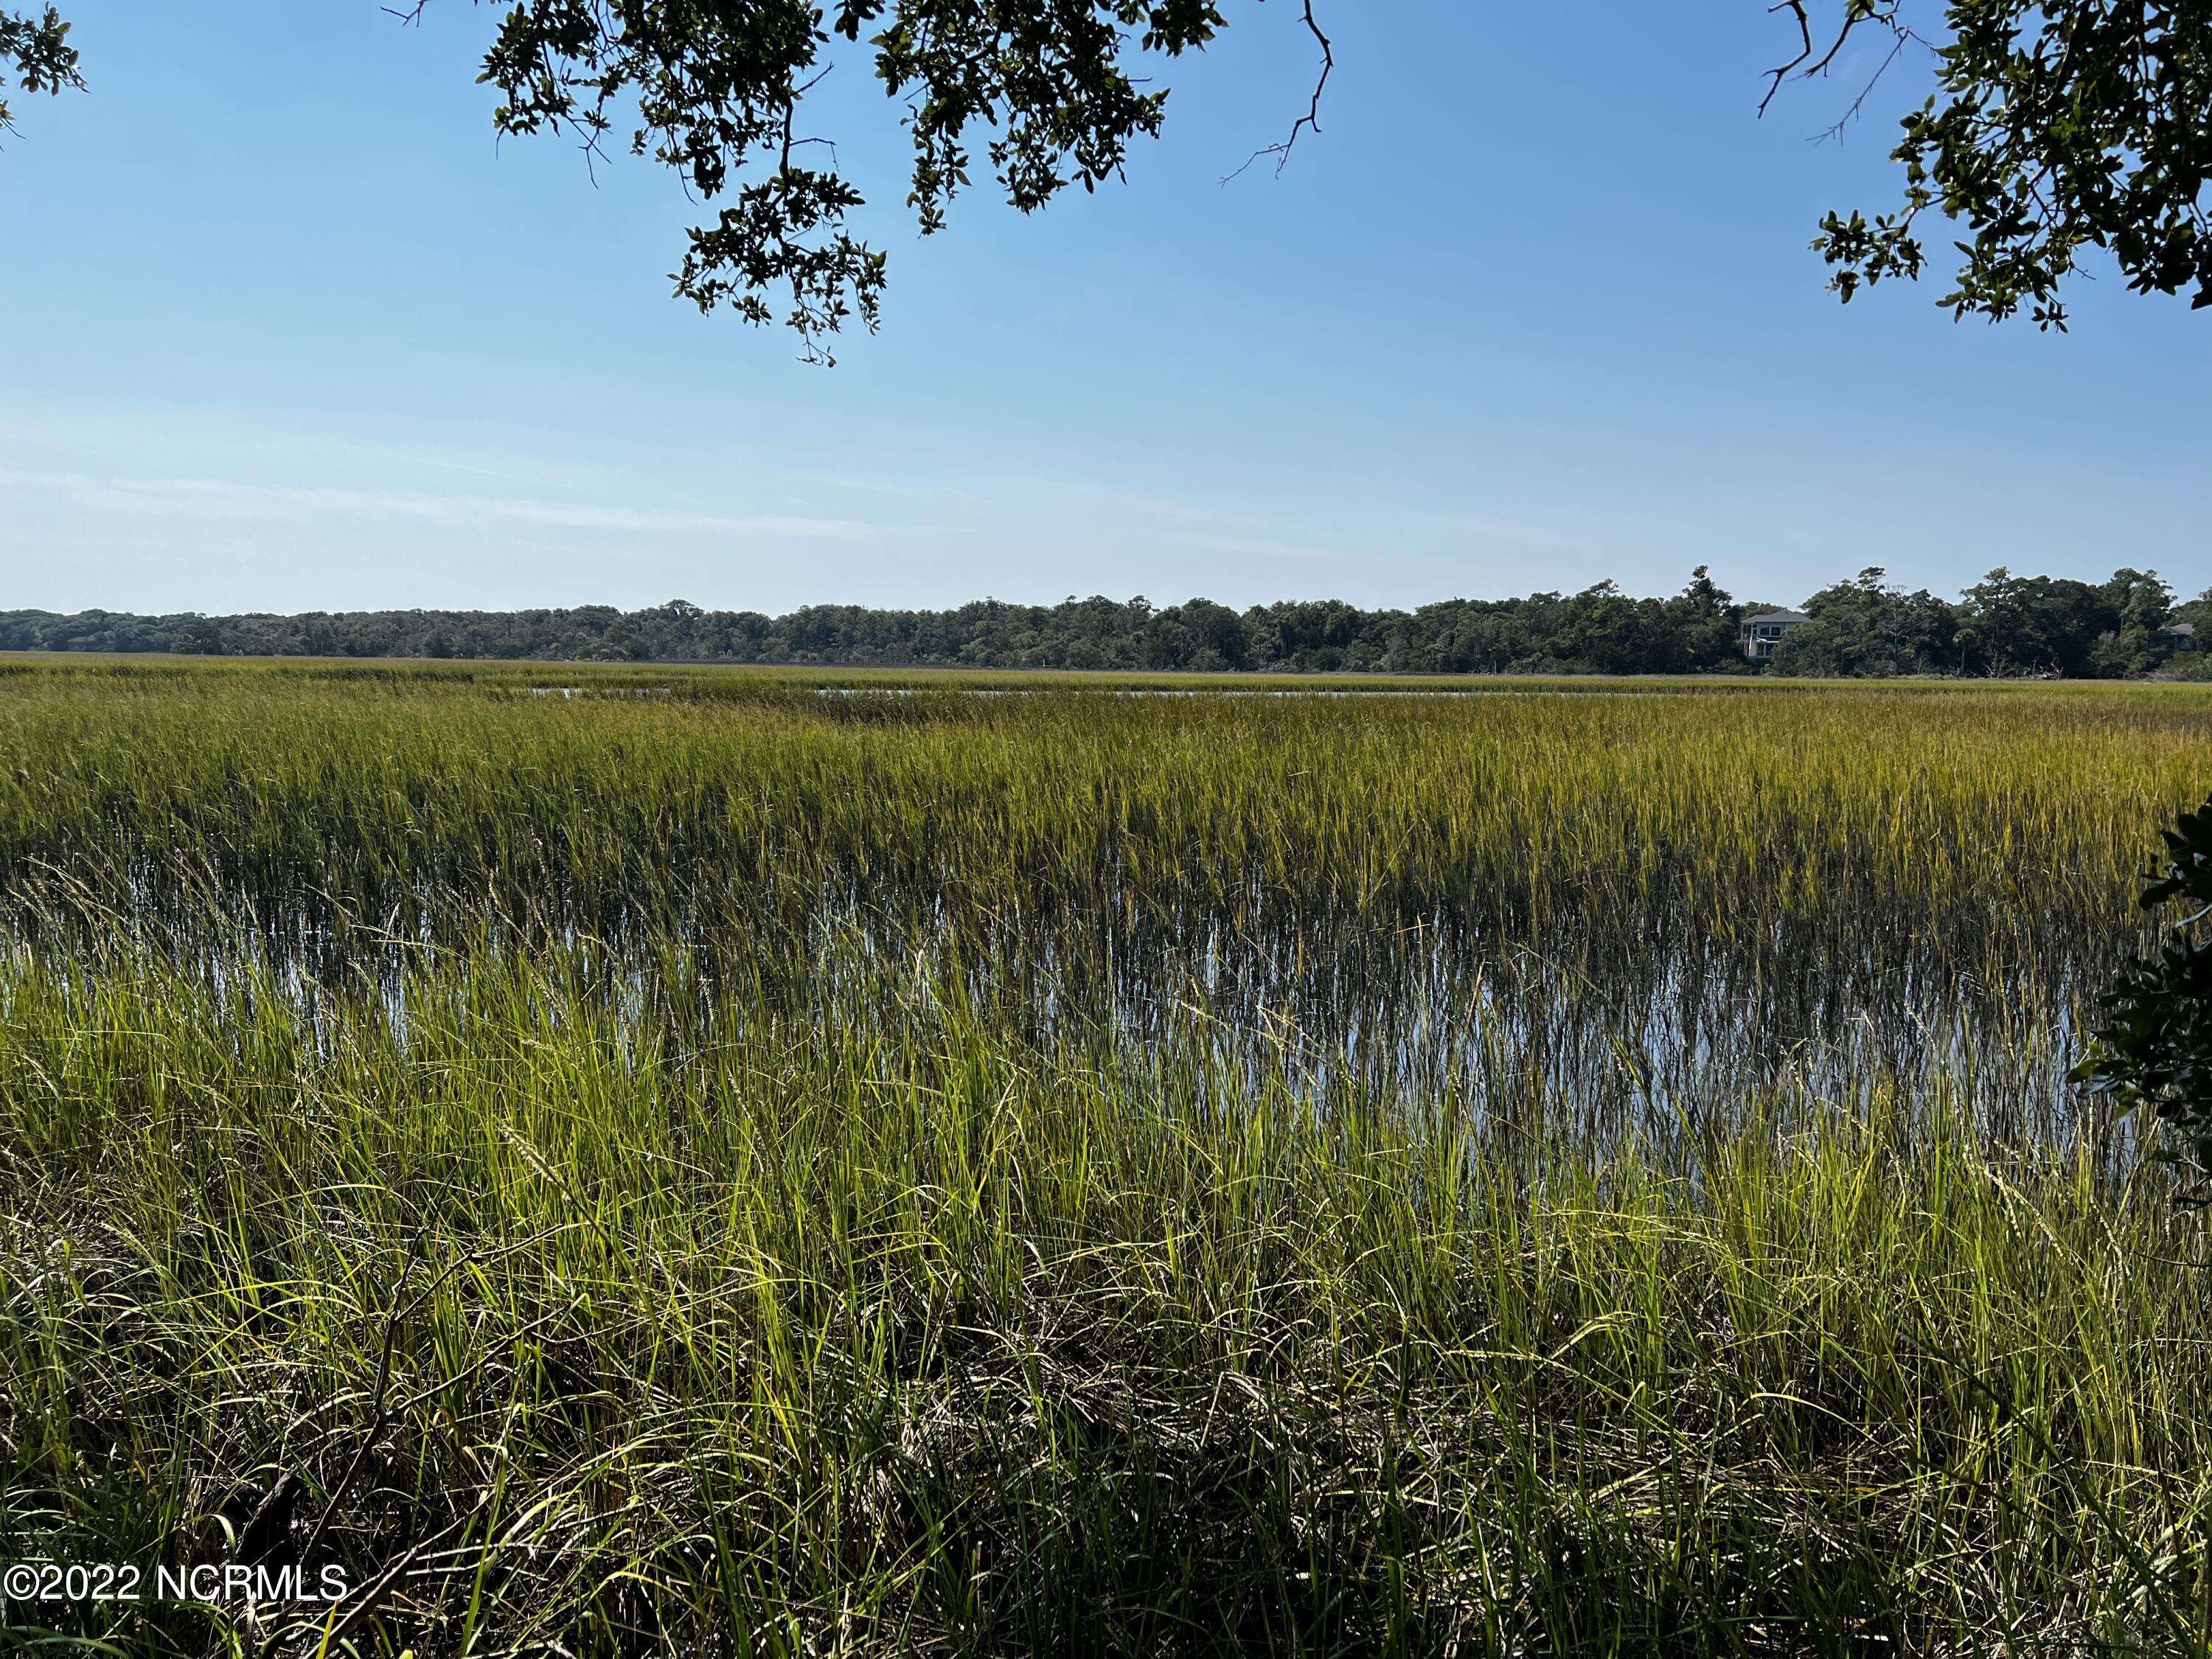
2,661,2211,1654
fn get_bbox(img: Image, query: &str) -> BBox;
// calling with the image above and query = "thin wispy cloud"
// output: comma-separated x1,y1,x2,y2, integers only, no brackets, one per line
0,470,878,539
1163,531,1357,565
1422,512,1601,553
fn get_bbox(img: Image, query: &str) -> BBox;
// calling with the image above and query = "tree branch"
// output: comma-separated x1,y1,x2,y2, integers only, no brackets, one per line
1222,0,1331,184
1761,0,1909,118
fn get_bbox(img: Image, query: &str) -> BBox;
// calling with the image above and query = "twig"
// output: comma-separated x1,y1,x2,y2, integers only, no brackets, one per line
1222,1,1332,184
1760,0,1924,122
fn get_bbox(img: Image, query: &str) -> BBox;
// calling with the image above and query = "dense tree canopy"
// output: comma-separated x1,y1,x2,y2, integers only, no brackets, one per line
8,3,2212,352
7,566,2205,677
1776,568,1960,678
1778,566,2200,679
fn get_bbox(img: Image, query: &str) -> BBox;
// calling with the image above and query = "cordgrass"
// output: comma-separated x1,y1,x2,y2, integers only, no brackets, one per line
1,661,2210,1655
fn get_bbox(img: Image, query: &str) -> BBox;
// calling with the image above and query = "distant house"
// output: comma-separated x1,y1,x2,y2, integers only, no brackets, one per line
1740,610,1809,664
2161,621,2202,652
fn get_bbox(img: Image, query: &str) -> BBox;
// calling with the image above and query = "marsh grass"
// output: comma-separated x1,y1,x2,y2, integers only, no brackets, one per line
2,661,2211,1654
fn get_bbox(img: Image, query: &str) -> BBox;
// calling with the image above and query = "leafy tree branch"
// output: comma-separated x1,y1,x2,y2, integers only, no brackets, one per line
13,4,2212,348
0,4,82,140
1801,0,2212,326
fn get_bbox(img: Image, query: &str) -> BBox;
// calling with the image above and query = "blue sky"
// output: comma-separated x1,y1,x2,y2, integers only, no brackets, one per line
3,2,2207,615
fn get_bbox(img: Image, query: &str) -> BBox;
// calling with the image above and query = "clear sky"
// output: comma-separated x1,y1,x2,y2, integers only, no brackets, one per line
3,2,2207,616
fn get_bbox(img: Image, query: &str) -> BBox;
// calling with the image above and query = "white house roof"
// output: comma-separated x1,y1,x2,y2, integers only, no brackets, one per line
1743,611,1809,627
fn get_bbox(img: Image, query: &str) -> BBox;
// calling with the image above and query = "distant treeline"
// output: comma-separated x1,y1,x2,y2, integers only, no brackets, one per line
6,566,2207,678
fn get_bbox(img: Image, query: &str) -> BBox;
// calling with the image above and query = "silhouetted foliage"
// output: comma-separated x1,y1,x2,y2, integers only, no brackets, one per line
13,4,2212,352
1816,1,2212,327
0,4,77,138
4,0,1236,362
2078,799,2212,1196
